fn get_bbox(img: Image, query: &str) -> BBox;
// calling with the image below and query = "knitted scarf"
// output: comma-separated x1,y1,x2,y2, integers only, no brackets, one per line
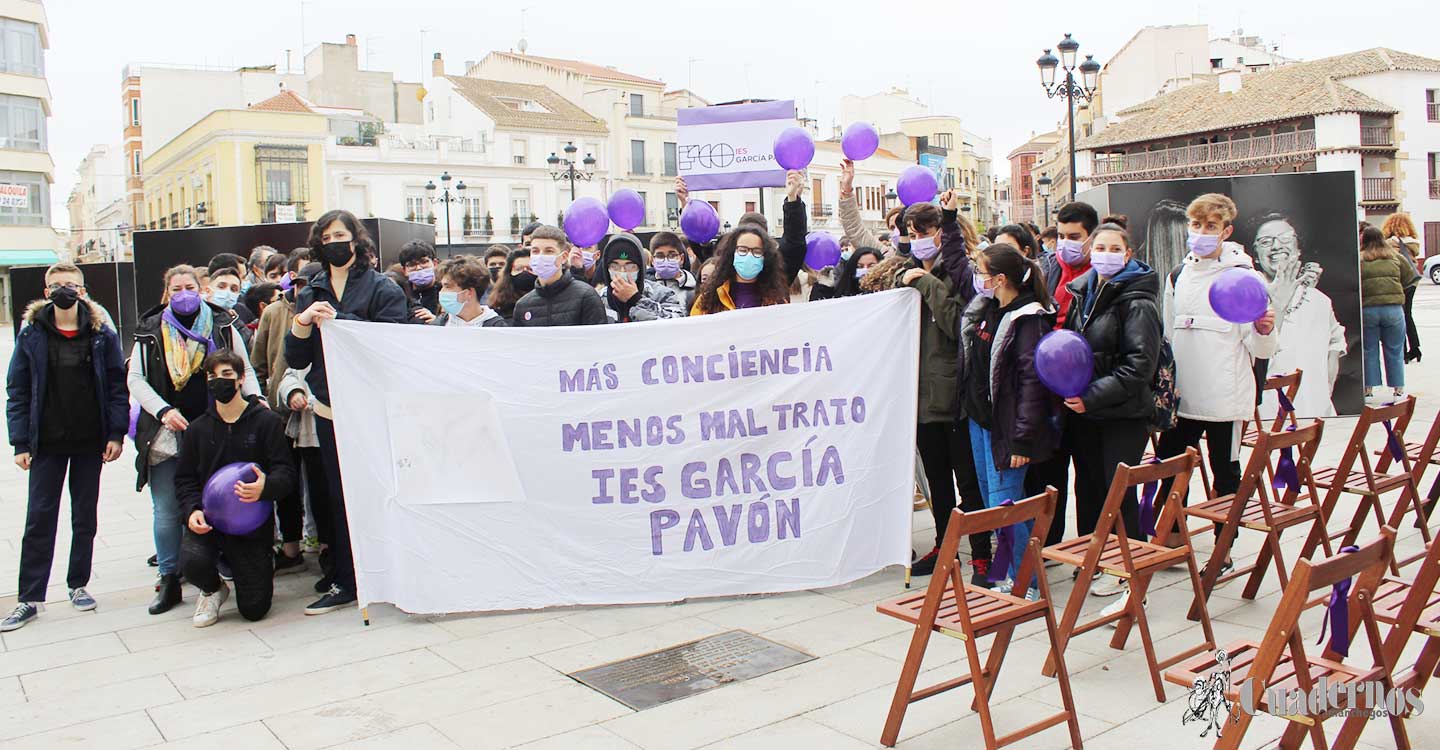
160,304,217,390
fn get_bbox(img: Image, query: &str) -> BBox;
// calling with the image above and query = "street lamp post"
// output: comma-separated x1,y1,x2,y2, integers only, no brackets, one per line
425,171,467,246
1036,34,1101,203
547,141,596,202
1036,173,1052,225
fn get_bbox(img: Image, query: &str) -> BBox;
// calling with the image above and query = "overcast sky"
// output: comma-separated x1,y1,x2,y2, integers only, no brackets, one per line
45,0,1436,229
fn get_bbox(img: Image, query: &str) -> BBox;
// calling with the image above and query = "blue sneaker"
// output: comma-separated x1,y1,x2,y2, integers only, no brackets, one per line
69,587,97,611
1,603,38,632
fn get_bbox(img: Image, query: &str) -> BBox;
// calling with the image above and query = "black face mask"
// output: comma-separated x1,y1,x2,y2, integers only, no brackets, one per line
488,267,501,281
49,286,80,310
510,272,537,293
321,241,355,267
207,377,239,404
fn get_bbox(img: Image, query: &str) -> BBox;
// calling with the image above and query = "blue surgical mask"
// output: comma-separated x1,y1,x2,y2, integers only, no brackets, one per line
1187,230,1222,258
1057,238,1085,265
210,289,239,309
733,253,764,281
841,249,854,261
240,279,253,293
438,290,464,315
613,270,638,285
1090,251,1127,278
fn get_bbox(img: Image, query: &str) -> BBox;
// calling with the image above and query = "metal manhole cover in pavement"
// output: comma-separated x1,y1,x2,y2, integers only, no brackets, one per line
567,630,815,711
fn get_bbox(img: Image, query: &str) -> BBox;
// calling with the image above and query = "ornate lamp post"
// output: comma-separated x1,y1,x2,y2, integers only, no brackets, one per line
546,141,596,202
425,171,467,245
1036,173,1053,225
1037,34,1101,203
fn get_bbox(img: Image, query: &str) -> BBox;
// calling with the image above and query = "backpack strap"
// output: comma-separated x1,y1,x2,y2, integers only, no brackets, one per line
1168,264,1184,289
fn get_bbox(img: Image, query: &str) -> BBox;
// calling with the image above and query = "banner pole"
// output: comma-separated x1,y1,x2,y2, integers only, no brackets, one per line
361,606,370,626
904,565,912,590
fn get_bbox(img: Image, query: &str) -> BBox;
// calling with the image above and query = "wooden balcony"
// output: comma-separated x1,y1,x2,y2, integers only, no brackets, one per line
1360,126,1393,147
1089,130,1317,184
1362,177,1396,203
1431,179,1440,200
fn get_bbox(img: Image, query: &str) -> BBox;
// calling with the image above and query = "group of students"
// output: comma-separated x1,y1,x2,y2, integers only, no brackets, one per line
3,170,1334,631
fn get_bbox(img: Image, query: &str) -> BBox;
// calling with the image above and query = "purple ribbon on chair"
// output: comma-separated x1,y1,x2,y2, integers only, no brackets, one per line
1316,545,1360,657
1272,424,1301,494
1382,420,1405,462
1139,456,1163,538
987,499,1019,583
1276,390,1296,416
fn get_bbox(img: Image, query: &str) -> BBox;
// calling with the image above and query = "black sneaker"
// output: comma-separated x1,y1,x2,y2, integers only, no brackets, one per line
1,603,38,632
910,547,940,576
146,554,158,567
305,584,357,615
274,550,305,577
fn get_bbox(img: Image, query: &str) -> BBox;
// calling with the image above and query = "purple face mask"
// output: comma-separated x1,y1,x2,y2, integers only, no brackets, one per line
580,250,597,270
1056,238,1085,265
972,270,994,299
529,253,560,281
1090,251,1127,278
169,289,201,316
1187,231,1222,258
653,258,681,280
910,235,938,261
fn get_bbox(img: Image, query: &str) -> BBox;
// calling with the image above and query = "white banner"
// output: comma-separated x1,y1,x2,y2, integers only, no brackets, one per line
322,290,920,614
0,183,29,209
677,99,794,190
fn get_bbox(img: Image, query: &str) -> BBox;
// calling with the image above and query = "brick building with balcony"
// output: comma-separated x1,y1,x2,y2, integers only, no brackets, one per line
1077,48,1440,257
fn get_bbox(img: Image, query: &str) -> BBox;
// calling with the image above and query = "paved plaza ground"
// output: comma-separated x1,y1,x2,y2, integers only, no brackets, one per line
4,288,1440,749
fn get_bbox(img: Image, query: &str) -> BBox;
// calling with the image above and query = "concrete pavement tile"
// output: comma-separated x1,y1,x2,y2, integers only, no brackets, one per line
427,617,596,671
512,725,642,750
810,569,911,606
0,587,174,650
0,631,128,678
894,695,1111,750
432,682,631,749
698,716,874,750
0,675,180,741
329,723,463,750
261,657,571,749
0,675,23,705
144,721,288,749
148,648,458,740
531,616,728,674
166,619,455,699
0,710,164,749
555,598,734,639
21,629,269,698
246,600,415,651
426,607,569,640
761,600,913,657
695,589,853,633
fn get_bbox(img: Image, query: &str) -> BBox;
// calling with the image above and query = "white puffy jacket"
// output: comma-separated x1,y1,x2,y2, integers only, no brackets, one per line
1162,242,1277,422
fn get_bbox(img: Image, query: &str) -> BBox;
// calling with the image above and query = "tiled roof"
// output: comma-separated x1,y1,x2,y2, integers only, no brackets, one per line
1006,133,1060,159
445,77,608,135
1079,48,1434,150
248,89,316,114
495,52,663,87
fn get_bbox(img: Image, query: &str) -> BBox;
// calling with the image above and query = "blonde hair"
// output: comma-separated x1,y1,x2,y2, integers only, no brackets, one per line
161,264,200,303
44,262,84,285
1185,193,1238,226
1381,212,1417,240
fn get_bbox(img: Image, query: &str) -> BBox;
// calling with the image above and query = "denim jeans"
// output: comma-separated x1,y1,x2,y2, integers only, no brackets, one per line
1362,304,1406,389
968,420,1033,591
18,452,103,602
148,458,183,576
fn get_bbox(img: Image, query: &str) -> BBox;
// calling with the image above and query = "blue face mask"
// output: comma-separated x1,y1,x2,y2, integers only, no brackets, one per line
841,249,853,261
210,289,239,309
733,253,764,281
240,279,253,293
438,290,464,315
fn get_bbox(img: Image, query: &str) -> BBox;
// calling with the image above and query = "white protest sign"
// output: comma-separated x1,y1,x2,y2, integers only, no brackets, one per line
274,204,298,223
0,183,29,209
677,100,795,191
322,290,920,614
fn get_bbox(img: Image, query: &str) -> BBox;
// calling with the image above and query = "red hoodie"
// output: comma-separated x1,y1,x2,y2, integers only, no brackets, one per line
1052,257,1090,329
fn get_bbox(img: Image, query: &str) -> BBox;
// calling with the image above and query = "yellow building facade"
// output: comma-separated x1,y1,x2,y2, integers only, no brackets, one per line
141,109,328,230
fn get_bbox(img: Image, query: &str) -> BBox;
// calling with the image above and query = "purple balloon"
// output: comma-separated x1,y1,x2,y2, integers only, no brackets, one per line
1208,267,1269,324
680,200,720,244
1035,330,1094,399
841,122,880,161
773,126,815,170
805,232,841,269
897,165,938,206
202,462,272,536
128,402,140,441
563,197,610,247
607,189,645,231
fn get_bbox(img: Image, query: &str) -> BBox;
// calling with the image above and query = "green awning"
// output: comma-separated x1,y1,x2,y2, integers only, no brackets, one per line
0,250,59,267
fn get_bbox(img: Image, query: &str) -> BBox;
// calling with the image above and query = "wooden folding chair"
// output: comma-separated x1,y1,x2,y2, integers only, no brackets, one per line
1371,534,1440,708
876,489,1083,749
1187,421,1335,610
1241,369,1303,448
1305,397,1433,570
1374,412,1440,523
1039,449,1217,703
1163,529,1409,750
1144,431,1214,502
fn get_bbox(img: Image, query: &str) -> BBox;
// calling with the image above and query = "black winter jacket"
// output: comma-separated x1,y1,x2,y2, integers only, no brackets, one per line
960,293,1059,470
284,265,409,406
6,299,127,456
512,271,607,327
174,400,296,536
1062,262,1162,421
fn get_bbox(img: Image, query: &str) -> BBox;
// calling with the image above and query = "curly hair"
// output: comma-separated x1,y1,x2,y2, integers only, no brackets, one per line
692,226,789,314
308,209,376,265
1382,212,1418,240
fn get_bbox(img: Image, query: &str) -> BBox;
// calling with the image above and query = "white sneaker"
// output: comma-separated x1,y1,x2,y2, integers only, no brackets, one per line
1102,590,1147,625
192,582,230,628
1090,575,1129,598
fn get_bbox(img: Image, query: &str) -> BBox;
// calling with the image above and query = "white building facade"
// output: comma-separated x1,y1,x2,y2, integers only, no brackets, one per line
66,143,127,260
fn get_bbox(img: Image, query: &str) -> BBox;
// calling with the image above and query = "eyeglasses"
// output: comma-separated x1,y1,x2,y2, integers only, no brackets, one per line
735,247,765,258
46,282,81,292
1254,234,1298,252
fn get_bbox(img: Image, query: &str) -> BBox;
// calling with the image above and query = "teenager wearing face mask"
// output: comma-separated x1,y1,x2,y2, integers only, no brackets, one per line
399,240,441,323
1058,220,1162,603
285,209,409,614
130,264,261,615
489,248,532,320
3,263,128,632
892,190,988,580
690,226,792,314
1156,193,1276,547
432,258,509,328
512,226,608,327
835,247,883,297
597,233,686,322
482,247,510,303
645,232,698,312
959,243,1058,599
